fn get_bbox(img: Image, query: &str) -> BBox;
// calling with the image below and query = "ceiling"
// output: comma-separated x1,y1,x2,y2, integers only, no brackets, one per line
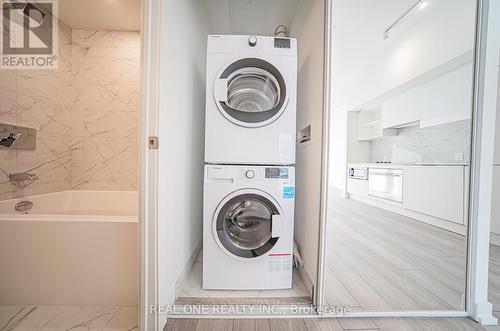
58,0,141,31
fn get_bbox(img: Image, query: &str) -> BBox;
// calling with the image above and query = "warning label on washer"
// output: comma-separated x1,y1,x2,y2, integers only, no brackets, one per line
283,187,295,198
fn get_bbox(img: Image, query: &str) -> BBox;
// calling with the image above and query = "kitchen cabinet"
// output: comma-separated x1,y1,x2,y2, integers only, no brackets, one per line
357,108,397,141
419,63,473,128
491,167,500,235
347,178,368,197
382,88,420,129
403,166,465,224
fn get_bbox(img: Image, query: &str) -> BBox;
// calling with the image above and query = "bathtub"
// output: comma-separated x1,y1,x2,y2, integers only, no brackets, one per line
0,190,138,306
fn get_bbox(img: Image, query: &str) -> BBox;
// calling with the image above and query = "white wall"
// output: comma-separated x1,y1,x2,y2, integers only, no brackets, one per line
290,0,325,294
157,0,208,318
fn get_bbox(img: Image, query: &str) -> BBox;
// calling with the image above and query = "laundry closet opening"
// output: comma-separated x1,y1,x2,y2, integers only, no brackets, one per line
157,0,329,313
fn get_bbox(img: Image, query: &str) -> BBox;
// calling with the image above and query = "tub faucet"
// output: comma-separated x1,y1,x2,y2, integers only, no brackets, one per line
10,172,38,188
0,133,21,148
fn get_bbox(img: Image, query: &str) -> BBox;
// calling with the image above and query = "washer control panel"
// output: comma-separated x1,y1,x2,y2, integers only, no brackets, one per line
265,167,289,179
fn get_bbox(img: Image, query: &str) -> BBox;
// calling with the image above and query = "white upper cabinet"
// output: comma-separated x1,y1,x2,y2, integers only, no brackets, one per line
419,63,473,128
382,88,420,129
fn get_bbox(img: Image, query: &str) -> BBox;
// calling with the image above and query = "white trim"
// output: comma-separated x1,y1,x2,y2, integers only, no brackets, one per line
466,0,499,325
165,310,468,320
139,0,161,330
316,0,333,311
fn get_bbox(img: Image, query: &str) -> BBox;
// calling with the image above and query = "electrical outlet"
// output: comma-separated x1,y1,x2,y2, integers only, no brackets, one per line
455,153,464,162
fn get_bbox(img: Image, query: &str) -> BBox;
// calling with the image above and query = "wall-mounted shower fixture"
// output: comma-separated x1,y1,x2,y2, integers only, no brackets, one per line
9,172,39,188
0,123,36,150
382,0,428,40
274,25,289,37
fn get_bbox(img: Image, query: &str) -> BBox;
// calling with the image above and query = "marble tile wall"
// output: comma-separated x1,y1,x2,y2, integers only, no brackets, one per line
70,30,140,191
369,120,471,164
0,22,75,201
0,27,140,201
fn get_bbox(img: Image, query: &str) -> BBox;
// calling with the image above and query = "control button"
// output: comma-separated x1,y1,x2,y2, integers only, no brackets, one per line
248,36,257,47
245,170,255,179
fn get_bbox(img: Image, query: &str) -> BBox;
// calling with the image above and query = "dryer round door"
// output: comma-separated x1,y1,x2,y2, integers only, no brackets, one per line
213,190,283,259
213,58,289,128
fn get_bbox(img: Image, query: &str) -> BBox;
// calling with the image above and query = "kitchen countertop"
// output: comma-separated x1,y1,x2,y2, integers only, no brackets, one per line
348,162,469,168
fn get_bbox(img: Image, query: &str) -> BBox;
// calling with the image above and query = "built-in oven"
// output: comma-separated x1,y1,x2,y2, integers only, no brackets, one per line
368,168,403,203
348,166,368,180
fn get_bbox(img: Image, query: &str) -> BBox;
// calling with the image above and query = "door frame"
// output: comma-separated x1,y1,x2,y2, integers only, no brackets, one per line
139,0,161,329
139,0,500,328
316,0,499,324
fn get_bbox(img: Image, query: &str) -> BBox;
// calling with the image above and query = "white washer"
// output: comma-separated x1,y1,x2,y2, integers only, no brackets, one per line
203,164,295,290
204,35,297,165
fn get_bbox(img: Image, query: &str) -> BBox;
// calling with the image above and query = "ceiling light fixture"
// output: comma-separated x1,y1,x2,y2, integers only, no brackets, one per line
383,0,428,40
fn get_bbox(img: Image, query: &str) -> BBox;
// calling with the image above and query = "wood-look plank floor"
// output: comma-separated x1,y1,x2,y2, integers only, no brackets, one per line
164,317,488,330
324,189,467,311
165,189,500,330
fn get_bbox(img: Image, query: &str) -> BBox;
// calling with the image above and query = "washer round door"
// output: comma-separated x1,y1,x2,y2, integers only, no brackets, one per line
214,190,283,259
213,58,289,128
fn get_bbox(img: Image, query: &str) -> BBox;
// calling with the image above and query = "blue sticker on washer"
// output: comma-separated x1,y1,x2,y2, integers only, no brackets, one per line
283,187,295,198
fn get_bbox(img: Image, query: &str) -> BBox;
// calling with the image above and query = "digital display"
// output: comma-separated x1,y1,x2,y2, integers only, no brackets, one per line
274,38,291,49
266,168,289,179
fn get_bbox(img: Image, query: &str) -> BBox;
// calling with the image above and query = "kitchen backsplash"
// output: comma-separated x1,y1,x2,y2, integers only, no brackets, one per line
370,120,471,164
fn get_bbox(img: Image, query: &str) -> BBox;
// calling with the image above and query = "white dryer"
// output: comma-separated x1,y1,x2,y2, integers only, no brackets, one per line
204,35,297,165
203,164,295,290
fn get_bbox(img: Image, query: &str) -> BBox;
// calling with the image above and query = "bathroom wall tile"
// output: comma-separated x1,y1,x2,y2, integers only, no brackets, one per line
0,70,17,123
72,30,141,59
73,56,140,85
83,110,138,139
71,137,137,191
72,83,139,113
0,27,140,200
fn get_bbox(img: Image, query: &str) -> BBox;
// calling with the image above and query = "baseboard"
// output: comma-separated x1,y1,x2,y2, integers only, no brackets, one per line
174,241,202,300
297,267,314,301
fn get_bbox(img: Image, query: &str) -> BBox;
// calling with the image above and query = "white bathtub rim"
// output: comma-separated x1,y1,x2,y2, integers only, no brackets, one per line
0,214,138,223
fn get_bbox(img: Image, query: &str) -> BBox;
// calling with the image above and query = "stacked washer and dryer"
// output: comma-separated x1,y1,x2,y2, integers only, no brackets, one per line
203,34,298,290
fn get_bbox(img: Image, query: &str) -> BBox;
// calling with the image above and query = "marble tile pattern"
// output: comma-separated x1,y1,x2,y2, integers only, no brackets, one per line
70,30,140,191
0,27,140,201
369,120,471,164
0,305,138,331
0,21,75,201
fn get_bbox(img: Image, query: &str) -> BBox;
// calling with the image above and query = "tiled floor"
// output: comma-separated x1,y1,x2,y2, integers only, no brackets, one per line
0,305,137,331
175,250,310,299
